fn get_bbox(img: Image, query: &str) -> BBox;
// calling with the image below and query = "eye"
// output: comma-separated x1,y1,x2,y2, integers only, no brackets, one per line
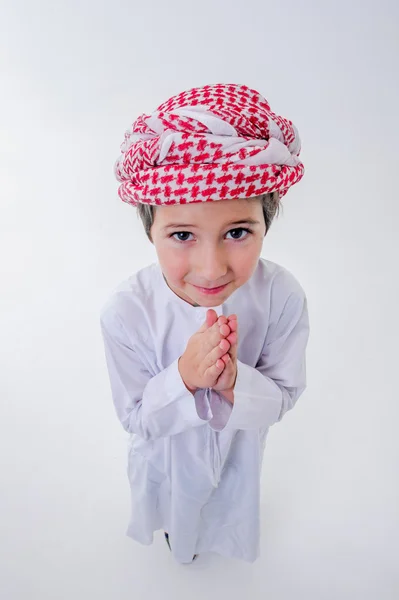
171,231,193,242
225,227,252,240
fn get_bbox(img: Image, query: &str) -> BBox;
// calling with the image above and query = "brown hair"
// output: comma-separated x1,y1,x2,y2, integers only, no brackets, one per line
137,193,280,242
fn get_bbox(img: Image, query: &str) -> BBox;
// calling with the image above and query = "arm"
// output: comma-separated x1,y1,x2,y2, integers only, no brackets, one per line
100,307,212,440
209,292,309,431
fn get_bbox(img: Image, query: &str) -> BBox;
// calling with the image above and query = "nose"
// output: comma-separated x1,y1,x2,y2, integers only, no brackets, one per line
194,244,228,284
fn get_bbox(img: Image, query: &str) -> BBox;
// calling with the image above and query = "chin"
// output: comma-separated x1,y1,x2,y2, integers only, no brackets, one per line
196,297,225,307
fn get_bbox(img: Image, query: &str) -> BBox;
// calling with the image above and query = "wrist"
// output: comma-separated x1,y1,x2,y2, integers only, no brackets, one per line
178,356,197,394
220,388,235,404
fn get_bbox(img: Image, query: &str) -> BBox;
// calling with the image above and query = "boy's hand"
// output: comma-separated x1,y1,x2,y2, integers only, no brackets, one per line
178,309,233,392
212,315,238,397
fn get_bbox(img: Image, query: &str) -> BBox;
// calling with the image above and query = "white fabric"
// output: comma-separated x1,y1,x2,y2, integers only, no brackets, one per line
100,258,309,563
121,109,301,168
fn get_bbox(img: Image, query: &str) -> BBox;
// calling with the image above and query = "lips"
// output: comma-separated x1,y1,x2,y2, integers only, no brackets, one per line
192,283,228,295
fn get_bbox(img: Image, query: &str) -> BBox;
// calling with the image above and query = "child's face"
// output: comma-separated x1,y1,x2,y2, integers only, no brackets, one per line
150,197,266,307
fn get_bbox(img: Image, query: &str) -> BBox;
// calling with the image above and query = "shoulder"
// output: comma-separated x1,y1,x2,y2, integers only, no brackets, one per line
254,259,308,339
99,262,159,339
256,258,306,304
254,259,307,334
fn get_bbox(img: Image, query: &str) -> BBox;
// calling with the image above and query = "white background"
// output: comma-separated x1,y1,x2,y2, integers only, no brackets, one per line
1,0,398,598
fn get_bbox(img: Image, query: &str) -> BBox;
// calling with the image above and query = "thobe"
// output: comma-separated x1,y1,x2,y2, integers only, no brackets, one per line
100,258,309,563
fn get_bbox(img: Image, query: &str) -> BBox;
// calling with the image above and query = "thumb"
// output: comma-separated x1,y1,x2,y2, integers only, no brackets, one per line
198,309,218,332
206,309,218,327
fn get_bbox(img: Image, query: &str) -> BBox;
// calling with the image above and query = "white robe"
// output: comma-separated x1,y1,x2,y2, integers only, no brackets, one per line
100,258,309,563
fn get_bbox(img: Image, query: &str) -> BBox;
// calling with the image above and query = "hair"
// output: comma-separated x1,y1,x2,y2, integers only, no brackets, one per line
136,192,281,242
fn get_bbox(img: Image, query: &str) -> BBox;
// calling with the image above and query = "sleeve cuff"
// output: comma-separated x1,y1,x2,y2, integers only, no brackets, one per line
160,357,212,427
224,360,282,431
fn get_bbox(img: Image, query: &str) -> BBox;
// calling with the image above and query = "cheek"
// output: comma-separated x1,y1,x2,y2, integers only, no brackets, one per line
156,244,188,282
231,239,263,279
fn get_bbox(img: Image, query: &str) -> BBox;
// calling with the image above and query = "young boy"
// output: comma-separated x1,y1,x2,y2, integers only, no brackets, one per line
100,83,309,564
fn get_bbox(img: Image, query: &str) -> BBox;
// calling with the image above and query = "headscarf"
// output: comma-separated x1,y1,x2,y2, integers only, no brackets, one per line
115,83,304,206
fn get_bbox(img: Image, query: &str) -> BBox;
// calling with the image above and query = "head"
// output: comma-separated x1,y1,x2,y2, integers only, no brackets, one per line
137,192,280,306
116,83,304,307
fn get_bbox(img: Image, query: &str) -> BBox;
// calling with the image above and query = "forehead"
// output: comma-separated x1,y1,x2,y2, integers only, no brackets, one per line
153,197,262,228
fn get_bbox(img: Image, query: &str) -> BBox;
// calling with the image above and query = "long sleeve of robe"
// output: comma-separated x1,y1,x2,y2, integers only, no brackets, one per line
100,258,309,563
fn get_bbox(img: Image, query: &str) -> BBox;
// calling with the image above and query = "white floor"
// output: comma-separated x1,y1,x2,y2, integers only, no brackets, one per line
1,383,397,600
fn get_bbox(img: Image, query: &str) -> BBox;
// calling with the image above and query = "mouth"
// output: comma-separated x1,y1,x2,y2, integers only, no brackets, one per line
192,283,229,295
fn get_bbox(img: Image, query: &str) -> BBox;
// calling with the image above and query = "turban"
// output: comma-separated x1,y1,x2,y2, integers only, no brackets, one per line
115,83,304,206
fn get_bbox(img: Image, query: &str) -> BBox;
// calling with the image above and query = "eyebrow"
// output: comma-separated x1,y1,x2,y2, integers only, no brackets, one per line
162,218,261,231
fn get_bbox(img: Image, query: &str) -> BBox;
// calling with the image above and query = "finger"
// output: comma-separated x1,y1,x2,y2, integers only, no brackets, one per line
220,353,230,366
229,341,238,360
197,309,218,332
219,323,231,337
205,359,225,381
226,331,237,345
207,320,227,347
227,318,238,332
205,340,231,368
206,309,218,328
215,358,226,370
218,338,230,353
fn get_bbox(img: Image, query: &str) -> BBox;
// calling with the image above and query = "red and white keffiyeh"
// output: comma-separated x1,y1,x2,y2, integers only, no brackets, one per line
115,83,304,206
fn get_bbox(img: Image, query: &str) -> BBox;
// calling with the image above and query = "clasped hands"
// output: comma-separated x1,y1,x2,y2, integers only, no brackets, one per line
178,309,238,403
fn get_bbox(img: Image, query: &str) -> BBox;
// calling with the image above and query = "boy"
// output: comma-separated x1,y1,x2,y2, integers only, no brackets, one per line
100,83,309,564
